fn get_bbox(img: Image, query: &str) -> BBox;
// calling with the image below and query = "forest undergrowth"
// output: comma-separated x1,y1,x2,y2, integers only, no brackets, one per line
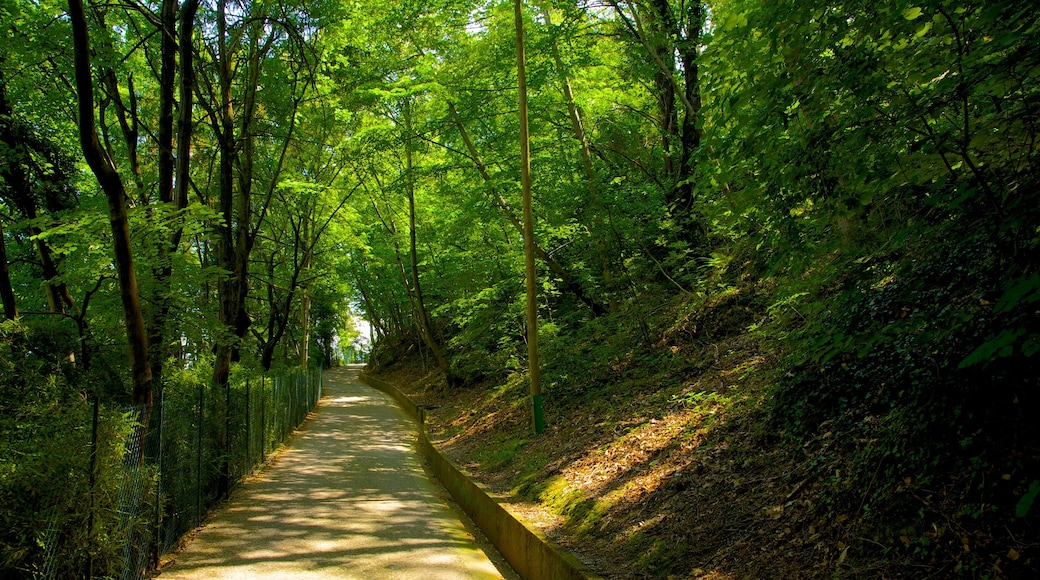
370,273,1039,579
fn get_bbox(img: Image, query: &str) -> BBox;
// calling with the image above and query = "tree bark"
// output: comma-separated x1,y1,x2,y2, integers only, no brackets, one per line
207,0,241,498
0,67,75,315
207,11,284,390
210,0,251,390
448,102,608,316
68,0,153,415
539,1,618,311
157,0,177,208
175,0,201,212
515,0,544,434
299,215,312,368
608,0,702,213
149,0,200,388
674,1,703,213
0,219,17,320
403,100,452,381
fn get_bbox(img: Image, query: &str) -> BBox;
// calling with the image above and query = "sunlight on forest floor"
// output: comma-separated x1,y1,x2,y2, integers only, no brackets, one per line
158,367,506,580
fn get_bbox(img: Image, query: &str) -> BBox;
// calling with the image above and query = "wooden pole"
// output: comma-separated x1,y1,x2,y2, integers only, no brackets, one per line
515,0,544,434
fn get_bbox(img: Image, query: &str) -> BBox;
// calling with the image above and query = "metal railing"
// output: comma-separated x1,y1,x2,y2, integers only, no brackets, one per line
20,365,324,580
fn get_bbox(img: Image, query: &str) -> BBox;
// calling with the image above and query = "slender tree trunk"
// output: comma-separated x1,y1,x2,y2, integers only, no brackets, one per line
0,68,74,315
0,219,16,320
210,15,280,390
149,0,199,388
642,0,680,179
675,1,703,214
175,1,200,212
210,0,237,498
373,190,424,357
148,0,177,383
68,0,153,419
299,216,312,368
607,0,701,214
539,1,618,311
156,0,177,207
257,237,303,371
403,101,452,381
448,102,608,317
91,7,147,201
354,275,388,338
515,0,544,434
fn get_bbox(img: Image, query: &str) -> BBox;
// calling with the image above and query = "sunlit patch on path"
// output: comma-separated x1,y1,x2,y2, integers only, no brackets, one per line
158,365,504,579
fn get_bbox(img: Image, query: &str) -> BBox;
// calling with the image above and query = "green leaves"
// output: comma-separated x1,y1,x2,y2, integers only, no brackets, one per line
902,6,923,20
1017,481,1040,518
958,327,1026,369
994,274,1040,314
721,11,748,32
959,273,1040,368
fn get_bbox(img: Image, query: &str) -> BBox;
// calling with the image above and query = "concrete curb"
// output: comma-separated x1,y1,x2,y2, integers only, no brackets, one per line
358,373,602,580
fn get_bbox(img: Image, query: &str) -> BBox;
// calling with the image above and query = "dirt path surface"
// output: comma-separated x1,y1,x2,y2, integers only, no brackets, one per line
158,365,505,580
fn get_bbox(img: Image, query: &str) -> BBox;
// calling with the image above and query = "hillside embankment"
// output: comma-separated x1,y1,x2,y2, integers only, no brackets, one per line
369,290,1038,579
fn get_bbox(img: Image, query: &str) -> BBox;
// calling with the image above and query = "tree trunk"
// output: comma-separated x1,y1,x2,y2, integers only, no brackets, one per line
175,1,201,212
403,101,452,381
68,0,153,417
149,0,200,388
210,0,238,498
354,275,388,339
0,68,75,316
539,1,618,312
675,1,703,214
299,216,312,369
608,0,702,214
156,0,177,207
0,219,17,320
208,12,283,389
448,102,608,317
515,0,544,434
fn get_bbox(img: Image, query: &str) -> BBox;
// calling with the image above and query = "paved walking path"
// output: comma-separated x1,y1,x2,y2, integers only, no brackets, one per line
159,365,505,579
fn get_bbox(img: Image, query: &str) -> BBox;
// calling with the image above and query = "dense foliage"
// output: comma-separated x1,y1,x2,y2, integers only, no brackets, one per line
1,0,1037,576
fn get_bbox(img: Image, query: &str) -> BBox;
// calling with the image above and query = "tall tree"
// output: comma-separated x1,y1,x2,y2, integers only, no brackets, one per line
402,98,453,381
67,0,153,416
0,219,16,320
149,0,202,388
197,0,314,388
0,65,77,317
607,0,703,214
515,0,544,434
539,1,618,311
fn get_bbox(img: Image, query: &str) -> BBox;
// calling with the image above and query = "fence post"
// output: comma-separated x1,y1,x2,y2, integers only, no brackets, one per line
245,377,251,472
222,379,231,498
153,390,164,567
260,376,266,463
87,394,99,580
196,382,203,527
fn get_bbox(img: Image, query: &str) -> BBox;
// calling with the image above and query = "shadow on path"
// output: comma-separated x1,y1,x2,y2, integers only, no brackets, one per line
158,365,504,579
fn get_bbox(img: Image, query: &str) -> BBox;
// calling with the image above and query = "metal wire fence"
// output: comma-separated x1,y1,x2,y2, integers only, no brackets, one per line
27,365,323,580
150,365,323,562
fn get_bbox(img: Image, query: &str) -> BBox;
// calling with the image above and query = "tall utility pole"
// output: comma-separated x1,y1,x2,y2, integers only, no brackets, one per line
515,0,544,434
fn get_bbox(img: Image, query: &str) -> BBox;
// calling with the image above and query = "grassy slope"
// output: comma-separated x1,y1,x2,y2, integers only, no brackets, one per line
369,286,1037,579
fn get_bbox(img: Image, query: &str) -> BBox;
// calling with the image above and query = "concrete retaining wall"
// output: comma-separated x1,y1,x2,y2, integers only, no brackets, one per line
358,373,601,580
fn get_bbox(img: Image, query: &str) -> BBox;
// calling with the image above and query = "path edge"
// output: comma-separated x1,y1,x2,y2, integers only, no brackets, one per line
358,372,603,580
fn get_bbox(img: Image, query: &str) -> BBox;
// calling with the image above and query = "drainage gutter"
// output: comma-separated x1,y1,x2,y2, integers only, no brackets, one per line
358,373,602,580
